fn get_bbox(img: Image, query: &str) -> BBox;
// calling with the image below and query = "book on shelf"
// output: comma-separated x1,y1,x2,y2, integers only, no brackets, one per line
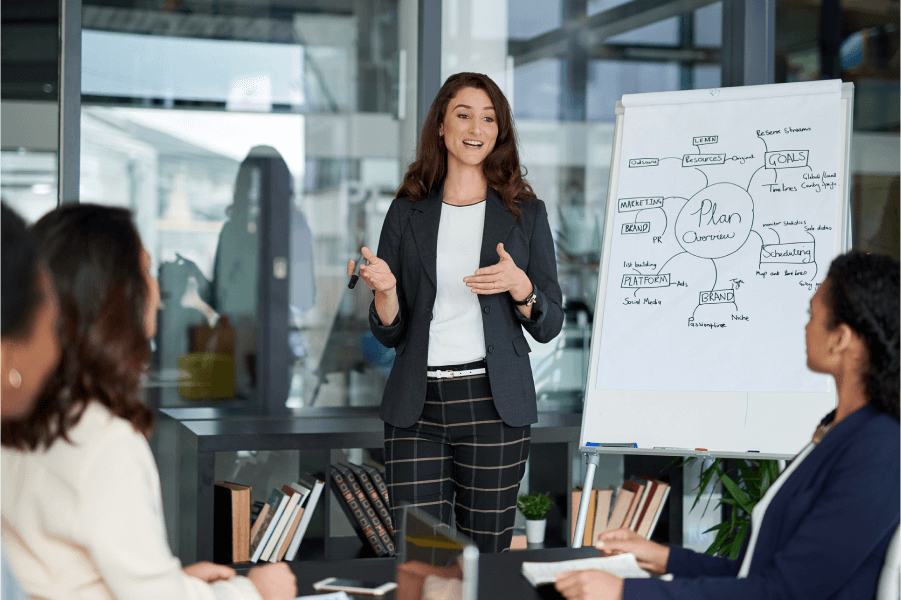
247,502,268,557
629,481,654,531
637,477,671,540
350,463,394,536
340,464,395,555
250,500,266,530
248,492,276,559
213,481,251,564
271,503,305,562
621,481,645,531
570,488,582,544
250,489,289,562
607,485,635,531
582,488,598,546
363,463,391,509
289,481,311,503
592,489,613,540
330,467,389,557
285,474,325,561
631,479,658,532
259,485,303,561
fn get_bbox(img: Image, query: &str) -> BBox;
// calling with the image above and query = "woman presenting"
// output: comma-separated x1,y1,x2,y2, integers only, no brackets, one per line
348,72,563,552
554,251,899,600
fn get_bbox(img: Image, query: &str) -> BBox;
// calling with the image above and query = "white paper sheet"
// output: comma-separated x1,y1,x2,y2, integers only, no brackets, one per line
521,553,673,586
596,84,842,393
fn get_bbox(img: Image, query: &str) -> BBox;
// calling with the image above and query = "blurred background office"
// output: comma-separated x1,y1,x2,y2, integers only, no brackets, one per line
2,0,897,558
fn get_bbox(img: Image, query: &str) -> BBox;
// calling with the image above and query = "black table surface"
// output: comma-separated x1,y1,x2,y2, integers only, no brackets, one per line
237,547,599,599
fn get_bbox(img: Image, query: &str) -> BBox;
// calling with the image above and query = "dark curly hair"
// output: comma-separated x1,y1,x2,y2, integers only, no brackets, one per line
396,72,536,218
824,251,900,421
1,202,42,338
1,205,154,449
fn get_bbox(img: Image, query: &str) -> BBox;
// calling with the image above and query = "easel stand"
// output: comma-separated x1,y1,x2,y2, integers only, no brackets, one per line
571,452,600,548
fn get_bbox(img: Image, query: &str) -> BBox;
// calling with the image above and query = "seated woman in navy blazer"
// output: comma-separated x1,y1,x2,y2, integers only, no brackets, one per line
555,250,899,600
347,72,564,553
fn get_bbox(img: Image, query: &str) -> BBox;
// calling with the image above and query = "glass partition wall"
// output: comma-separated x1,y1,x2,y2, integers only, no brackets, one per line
0,149,59,221
78,0,414,413
73,0,725,414
1,0,61,221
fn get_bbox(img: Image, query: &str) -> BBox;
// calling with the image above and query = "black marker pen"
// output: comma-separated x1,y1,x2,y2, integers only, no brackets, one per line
348,254,365,289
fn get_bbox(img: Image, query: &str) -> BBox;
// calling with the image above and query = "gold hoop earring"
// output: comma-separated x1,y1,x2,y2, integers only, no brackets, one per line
9,368,22,389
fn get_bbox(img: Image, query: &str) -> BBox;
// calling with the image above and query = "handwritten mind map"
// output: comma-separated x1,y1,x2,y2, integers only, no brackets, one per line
596,88,842,394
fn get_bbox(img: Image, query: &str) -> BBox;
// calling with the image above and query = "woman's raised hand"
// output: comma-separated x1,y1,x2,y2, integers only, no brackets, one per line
463,243,531,300
595,528,670,575
347,247,396,293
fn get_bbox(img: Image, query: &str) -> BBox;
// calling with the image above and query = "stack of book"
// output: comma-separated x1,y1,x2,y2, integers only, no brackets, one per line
570,487,614,547
330,463,396,557
570,476,671,545
213,473,326,564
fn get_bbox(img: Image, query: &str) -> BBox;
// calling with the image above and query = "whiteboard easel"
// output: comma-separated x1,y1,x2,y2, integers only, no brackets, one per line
572,82,854,548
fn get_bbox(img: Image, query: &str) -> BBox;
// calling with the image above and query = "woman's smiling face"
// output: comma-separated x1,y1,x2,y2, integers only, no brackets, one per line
439,86,498,171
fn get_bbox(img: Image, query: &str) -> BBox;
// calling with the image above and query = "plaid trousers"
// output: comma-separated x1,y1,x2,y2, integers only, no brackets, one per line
383,360,531,553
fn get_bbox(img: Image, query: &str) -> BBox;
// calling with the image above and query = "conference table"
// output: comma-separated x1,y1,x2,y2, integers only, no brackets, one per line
238,546,599,599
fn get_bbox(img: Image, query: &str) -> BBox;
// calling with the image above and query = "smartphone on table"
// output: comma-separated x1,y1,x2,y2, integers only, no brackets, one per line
312,577,398,596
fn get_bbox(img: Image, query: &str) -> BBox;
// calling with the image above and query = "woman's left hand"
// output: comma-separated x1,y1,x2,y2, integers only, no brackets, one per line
464,243,532,300
554,570,624,600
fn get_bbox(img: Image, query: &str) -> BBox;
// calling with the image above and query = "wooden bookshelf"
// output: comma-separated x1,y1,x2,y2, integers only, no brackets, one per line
157,408,580,564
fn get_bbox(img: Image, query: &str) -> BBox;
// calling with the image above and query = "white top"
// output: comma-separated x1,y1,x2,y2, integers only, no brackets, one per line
876,524,901,600
428,200,487,366
737,442,817,578
1,402,261,600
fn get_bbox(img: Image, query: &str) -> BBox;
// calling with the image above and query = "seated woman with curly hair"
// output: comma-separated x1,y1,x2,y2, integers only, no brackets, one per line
556,250,899,600
1,205,296,600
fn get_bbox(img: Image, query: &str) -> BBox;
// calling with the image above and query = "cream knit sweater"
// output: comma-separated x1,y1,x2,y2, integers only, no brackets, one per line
2,402,260,600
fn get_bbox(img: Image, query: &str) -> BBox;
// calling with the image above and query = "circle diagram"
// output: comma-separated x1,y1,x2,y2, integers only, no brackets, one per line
675,182,754,259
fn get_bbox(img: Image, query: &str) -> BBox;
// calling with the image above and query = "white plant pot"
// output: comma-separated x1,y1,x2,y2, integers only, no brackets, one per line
525,518,547,544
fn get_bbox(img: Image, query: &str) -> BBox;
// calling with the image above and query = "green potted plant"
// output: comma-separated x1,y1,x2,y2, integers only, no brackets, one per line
517,492,554,544
686,458,780,558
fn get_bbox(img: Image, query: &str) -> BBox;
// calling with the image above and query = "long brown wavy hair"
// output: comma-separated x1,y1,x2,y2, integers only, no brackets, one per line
1,205,154,450
397,72,536,218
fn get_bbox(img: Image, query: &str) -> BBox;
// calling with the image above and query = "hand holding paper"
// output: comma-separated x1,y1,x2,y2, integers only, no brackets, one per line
595,528,670,575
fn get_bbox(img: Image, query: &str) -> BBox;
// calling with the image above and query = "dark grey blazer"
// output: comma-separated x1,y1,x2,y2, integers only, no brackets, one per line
368,184,564,428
